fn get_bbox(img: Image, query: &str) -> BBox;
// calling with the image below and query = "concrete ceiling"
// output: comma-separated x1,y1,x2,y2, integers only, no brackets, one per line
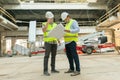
0,0,120,27
7,9,106,21
4,3,107,27
0,0,118,5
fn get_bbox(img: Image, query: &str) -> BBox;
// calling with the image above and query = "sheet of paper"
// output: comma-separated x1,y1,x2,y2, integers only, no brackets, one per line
48,23,65,39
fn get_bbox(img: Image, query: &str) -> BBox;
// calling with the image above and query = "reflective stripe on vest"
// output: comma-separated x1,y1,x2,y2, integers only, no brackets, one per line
64,19,78,42
43,22,57,42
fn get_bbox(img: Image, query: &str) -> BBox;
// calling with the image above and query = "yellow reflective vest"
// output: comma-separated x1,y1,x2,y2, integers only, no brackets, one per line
64,19,78,42
42,22,57,42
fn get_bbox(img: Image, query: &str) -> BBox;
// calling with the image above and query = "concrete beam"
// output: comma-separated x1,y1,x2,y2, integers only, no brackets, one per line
2,31,28,37
0,27,5,31
0,15,18,31
2,0,20,4
15,13,98,20
3,3,107,10
2,26,96,37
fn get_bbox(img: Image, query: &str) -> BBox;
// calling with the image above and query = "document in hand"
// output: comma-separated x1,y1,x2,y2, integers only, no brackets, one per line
48,23,65,39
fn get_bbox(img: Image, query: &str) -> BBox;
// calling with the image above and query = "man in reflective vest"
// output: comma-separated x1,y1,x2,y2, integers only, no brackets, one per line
42,11,59,76
61,12,80,76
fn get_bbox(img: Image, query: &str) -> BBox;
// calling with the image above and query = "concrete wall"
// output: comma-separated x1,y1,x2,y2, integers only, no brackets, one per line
110,23,120,46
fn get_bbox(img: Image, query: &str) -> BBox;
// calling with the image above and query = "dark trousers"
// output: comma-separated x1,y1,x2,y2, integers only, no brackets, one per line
65,41,80,72
44,42,57,73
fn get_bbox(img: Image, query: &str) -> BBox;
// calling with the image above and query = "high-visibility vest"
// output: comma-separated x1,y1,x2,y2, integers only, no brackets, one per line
42,22,57,42
64,19,78,42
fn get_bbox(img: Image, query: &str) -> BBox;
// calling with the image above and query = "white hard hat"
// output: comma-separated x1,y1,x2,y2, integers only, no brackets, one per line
61,12,69,21
45,11,54,18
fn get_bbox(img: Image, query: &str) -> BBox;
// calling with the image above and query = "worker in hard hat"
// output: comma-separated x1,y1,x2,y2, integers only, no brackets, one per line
42,11,60,76
61,12,80,76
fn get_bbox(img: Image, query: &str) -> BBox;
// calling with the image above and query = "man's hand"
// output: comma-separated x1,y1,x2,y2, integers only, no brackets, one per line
42,19,51,33
42,18,53,33
58,40,61,46
64,30,70,33
42,24,48,32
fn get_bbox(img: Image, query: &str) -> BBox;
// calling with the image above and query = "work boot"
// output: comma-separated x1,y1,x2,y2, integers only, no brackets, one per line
44,72,50,76
51,70,60,73
64,69,74,73
71,71,80,76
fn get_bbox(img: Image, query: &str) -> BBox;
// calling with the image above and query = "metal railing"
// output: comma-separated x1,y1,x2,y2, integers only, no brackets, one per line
0,7,16,23
97,3,120,25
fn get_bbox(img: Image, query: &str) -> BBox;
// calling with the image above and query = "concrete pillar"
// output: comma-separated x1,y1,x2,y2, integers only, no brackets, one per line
0,35,2,57
1,36,6,56
11,37,16,50
117,12,120,19
10,37,16,55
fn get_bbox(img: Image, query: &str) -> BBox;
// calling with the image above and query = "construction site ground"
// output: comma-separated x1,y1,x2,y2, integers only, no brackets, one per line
0,52,120,80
